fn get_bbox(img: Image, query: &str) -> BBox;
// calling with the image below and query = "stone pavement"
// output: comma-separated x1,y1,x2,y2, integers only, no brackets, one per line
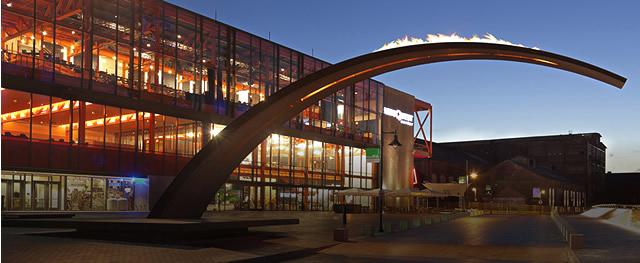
289,215,573,262
566,215,640,263
2,212,569,262
2,211,453,262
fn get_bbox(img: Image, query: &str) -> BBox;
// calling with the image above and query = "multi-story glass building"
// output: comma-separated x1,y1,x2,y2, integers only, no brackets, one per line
1,0,424,212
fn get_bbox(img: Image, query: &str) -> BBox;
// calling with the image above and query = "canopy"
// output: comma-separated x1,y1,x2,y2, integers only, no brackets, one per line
336,188,452,197
422,183,468,197
335,188,366,196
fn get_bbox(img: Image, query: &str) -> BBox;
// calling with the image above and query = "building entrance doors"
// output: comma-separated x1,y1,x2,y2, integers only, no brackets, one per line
1,177,62,211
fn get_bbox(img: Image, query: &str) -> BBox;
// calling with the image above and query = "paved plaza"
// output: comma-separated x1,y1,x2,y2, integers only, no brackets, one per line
1,212,585,262
290,215,571,262
4,212,640,262
567,215,640,263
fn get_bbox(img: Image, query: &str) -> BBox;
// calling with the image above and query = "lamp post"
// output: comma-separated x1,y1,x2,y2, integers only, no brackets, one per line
378,129,402,233
540,189,546,214
467,172,478,209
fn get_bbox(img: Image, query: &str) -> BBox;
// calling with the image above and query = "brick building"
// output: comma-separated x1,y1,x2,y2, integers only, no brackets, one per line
440,133,606,205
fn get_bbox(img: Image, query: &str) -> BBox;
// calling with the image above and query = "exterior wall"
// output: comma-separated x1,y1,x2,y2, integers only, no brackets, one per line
441,133,606,205
381,87,414,191
0,0,393,212
602,172,640,204
477,160,584,207
1,170,149,211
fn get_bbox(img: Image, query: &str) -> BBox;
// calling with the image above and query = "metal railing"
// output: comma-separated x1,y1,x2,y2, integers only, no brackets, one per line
593,204,640,209
550,207,584,249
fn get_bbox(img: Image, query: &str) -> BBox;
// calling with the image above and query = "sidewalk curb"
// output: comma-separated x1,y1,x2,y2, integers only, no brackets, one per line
566,247,581,263
350,212,472,240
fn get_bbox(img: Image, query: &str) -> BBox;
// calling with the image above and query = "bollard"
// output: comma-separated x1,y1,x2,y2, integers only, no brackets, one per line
362,224,374,237
411,218,421,228
333,228,349,242
400,221,408,231
569,234,584,249
384,223,392,232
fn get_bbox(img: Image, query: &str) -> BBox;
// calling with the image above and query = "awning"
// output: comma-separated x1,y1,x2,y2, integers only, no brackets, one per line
337,188,449,197
422,183,468,197
335,188,366,196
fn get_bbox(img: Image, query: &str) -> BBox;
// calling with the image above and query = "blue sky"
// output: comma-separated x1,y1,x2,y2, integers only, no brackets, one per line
169,0,640,172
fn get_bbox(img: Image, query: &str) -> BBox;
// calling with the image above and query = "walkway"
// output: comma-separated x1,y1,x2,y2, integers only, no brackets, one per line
566,215,640,263
1,211,444,262
292,215,571,262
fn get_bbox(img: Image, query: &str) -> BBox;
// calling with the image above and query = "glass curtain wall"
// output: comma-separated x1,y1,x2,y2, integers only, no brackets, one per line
1,0,381,144
2,89,375,211
0,170,148,211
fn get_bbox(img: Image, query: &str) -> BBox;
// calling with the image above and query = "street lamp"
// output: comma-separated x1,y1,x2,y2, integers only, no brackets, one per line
540,189,546,214
466,171,478,209
469,172,478,180
472,187,477,202
378,129,401,233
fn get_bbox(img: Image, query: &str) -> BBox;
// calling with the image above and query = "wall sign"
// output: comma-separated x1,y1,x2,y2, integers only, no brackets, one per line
366,148,380,163
383,107,413,126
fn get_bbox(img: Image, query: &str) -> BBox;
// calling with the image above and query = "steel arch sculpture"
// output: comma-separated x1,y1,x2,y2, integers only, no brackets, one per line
149,42,625,219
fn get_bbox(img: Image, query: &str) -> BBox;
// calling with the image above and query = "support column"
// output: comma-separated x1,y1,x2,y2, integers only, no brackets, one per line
78,102,86,144
148,113,155,152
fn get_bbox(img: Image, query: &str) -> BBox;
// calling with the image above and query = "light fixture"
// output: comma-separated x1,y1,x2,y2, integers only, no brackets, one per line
42,31,47,36
469,172,478,180
177,34,182,39
7,3,12,7
146,43,151,47
71,30,76,35
388,133,402,148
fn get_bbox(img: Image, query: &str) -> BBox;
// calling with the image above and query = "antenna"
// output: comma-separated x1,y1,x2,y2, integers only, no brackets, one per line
214,10,217,20
312,48,314,57
268,32,271,41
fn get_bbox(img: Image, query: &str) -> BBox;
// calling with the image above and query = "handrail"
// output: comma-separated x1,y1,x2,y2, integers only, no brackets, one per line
550,207,584,249
593,204,640,209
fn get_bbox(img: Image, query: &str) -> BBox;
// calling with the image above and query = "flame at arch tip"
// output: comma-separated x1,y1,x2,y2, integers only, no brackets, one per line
375,33,540,52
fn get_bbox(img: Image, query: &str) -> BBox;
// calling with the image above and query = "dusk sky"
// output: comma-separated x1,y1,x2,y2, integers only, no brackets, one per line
169,0,639,172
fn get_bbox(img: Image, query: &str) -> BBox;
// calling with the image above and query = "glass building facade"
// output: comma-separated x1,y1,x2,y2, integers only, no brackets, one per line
1,0,383,211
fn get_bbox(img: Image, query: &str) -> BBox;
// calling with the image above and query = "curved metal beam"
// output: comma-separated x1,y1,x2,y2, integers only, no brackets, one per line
149,42,625,218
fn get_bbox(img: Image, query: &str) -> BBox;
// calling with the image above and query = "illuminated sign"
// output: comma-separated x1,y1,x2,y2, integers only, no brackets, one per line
383,107,413,126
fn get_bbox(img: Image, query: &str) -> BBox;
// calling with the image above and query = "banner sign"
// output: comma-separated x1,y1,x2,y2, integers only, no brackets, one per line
383,107,413,126
366,148,380,163
532,187,541,198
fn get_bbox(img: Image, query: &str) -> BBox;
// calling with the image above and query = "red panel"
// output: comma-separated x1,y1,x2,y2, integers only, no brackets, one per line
119,150,135,174
49,142,70,170
30,140,50,168
163,155,176,177
1,137,30,167
77,145,105,172
142,153,163,175
103,147,120,173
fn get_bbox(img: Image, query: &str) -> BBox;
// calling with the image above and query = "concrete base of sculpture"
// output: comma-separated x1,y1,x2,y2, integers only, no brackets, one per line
3,217,299,240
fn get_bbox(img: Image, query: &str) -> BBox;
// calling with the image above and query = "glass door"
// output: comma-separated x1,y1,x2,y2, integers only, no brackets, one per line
12,180,23,210
49,182,60,210
33,181,48,210
1,181,7,210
